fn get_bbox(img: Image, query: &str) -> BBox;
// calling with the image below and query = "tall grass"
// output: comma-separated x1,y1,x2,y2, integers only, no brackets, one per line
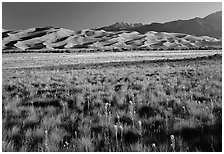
2,56,222,151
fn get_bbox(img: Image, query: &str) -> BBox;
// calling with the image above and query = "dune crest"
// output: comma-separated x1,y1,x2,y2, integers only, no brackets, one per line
2,27,222,51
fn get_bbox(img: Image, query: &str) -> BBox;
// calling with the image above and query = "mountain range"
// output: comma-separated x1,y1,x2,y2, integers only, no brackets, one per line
2,11,222,51
98,11,222,39
96,22,144,31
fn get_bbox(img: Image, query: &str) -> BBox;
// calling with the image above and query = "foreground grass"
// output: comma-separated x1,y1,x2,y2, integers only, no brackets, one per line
2,56,222,152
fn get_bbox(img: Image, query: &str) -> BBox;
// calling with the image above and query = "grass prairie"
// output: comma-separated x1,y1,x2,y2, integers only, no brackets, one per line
2,50,221,69
2,52,222,152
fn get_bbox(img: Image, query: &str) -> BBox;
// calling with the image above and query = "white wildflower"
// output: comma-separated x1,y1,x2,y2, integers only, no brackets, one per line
117,114,120,123
119,125,123,133
170,135,175,151
114,125,118,138
139,120,142,128
152,143,156,148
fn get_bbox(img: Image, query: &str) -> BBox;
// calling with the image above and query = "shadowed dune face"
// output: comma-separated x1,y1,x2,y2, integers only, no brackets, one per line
2,27,222,50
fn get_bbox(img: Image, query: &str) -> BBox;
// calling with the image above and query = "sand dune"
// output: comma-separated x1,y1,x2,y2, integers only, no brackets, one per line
2,27,222,51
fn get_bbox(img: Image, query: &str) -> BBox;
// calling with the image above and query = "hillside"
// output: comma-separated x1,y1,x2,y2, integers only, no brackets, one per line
2,26,221,51
99,11,222,39
96,22,144,31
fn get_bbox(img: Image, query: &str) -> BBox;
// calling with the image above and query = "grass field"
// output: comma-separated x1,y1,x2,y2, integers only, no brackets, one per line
2,50,221,69
2,51,222,152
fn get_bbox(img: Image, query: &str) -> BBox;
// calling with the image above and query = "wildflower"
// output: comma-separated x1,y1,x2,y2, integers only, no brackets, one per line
44,130,48,135
74,131,78,138
44,130,49,152
117,114,120,123
64,141,69,147
114,124,119,148
130,111,134,122
114,125,118,138
138,120,142,136
139,120,142,129
119,125,123,133
114,125,118,132
105,103,109,109
182,106,186,111
105,104,108,116
170,135,175,151
129,100,134,111
152,143,156,152
130,111,134,128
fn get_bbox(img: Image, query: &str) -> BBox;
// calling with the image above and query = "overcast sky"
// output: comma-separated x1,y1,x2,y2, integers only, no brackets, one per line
2,2,222,31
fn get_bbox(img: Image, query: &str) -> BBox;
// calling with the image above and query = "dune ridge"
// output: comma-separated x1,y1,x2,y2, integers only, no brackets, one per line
2,26,222,51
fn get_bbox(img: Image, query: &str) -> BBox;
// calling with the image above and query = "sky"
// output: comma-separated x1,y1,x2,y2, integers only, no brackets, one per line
2,2,222,31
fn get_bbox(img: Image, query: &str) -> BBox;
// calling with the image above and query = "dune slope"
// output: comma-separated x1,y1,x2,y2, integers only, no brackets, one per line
2,26,222,51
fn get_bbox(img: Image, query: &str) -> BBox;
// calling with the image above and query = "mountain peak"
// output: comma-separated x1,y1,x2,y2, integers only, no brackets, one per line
96,11,221,38
97,22,144,31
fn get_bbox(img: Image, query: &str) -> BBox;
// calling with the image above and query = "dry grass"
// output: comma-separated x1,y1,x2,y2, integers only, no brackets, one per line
2,54,222,152
2,50,221,69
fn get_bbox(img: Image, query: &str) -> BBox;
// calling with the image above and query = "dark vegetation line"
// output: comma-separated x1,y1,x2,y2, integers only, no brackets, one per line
2,47,222,53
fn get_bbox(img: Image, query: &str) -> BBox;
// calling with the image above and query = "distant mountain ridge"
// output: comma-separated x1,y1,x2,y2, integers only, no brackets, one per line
98,11,222,39
96,22,144,31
